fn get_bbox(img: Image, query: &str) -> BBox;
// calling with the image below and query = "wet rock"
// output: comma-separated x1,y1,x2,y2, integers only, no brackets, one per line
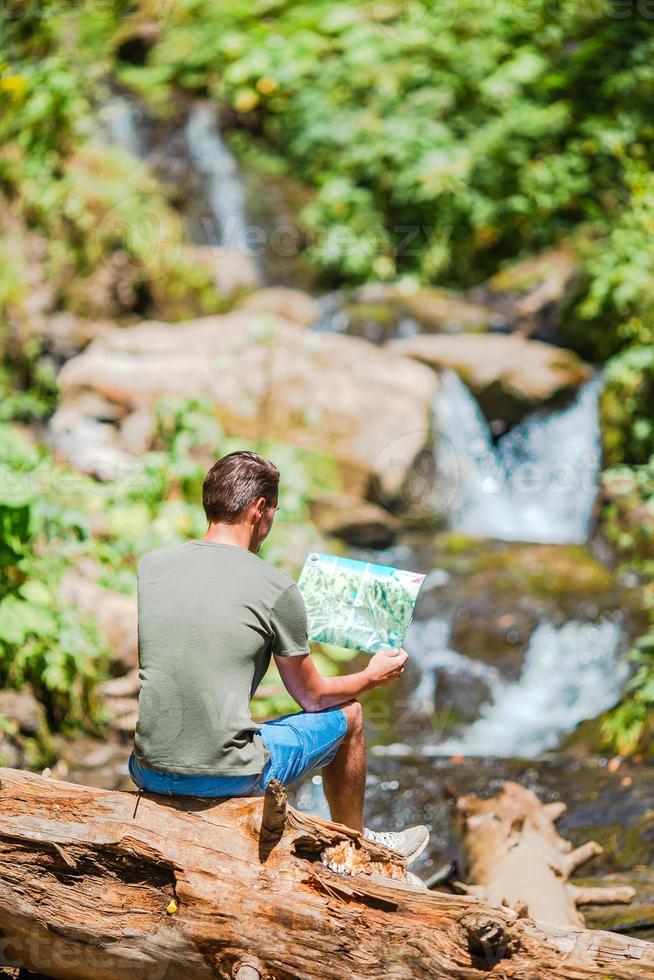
237,287,319,327
0,687,53,768
53,310,438,503
353,283,505,335
434,670,496,728
581,870,654,938
481,245,583,342
387,333,591,425
308,491,400,548
338,302,408,344
55,733,132,791
240,163,319,291
0,688,45,737
48,411,136,481
410,536,628,674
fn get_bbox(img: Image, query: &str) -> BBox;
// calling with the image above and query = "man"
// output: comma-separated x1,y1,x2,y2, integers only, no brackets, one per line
130,450,429,862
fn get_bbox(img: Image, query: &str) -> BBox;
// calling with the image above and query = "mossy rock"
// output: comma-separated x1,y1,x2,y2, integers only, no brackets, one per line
340,302,404,344
413,536,628,675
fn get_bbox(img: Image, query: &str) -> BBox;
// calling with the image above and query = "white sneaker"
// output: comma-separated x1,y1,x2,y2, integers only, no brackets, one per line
363,825,429,865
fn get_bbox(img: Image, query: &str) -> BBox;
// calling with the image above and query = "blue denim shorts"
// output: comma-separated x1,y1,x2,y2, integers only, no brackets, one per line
129,706,348,798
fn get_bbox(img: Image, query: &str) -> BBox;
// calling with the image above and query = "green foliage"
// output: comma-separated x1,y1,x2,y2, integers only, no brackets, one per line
600,346,654,467
574,167,654,360
0,3,221,326
601,456,654,756
136,0,654,284
0,424,110,730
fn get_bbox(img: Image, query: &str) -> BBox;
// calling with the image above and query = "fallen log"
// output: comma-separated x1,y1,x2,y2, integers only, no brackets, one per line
0,769,652,979
454,781,636,928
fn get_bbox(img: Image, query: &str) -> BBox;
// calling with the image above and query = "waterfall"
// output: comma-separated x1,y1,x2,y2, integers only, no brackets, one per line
405,618,504,711
427,619,625,758
434,371,602,544
185,102,259,264
100,95,145,158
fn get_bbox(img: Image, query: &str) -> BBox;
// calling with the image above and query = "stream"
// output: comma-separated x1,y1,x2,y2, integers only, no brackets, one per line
89,95,653,932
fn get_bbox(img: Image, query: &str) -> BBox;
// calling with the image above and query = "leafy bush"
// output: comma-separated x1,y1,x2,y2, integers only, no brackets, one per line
0,4,221,326
0,425,110,731
600,346,654,467
600,456,654,755
573,167,654,360
139,0,654,284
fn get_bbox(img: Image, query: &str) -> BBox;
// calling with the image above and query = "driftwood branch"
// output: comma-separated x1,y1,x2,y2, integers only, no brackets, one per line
0,769,651,978
455,781,636,929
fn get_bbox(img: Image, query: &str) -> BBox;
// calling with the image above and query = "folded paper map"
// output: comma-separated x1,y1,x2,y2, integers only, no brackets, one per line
298,552,425,654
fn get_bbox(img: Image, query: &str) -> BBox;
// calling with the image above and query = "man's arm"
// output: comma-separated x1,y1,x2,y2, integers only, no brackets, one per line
274,648,407,712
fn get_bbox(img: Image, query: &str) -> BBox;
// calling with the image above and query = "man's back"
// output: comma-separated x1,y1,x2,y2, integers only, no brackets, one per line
135,539,307,776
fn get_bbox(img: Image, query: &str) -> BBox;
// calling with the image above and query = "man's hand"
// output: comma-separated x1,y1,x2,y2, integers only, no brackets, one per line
364,648,408,688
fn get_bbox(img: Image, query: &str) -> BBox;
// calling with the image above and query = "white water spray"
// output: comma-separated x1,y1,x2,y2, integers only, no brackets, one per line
434,371,602,544
428,619,625,758
185,102,259,267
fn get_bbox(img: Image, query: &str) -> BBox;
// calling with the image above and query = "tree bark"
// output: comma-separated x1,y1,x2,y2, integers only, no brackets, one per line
454,781,636,928
0,768,651,979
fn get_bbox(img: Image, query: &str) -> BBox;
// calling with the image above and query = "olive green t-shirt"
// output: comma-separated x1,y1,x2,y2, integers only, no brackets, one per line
134,540,309,776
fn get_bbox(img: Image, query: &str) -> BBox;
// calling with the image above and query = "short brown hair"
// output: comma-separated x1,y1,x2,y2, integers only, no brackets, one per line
202,451,279,523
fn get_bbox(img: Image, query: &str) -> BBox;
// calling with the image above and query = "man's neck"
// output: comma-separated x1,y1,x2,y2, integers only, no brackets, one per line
202,521,256,553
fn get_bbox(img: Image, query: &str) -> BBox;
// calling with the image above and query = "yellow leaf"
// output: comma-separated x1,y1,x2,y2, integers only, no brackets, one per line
166,899,178,915
256,77,278,95
234,88,259,112
0,75,28,99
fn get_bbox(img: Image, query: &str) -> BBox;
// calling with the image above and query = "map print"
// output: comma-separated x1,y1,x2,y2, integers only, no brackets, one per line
298,553,425,654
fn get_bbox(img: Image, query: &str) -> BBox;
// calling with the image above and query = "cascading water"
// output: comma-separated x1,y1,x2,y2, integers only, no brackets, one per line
100,95,145,159
185,102,260,269
434,371,602,544
405,618,504,712
427,619,625,758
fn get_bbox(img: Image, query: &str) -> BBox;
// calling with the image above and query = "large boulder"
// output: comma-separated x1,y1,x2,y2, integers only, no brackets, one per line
236,287,319,327
481,245,583,342
308,490,401,548
387,333,591,425
52,311,438,502
183,244,261,299
351,283,505,336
